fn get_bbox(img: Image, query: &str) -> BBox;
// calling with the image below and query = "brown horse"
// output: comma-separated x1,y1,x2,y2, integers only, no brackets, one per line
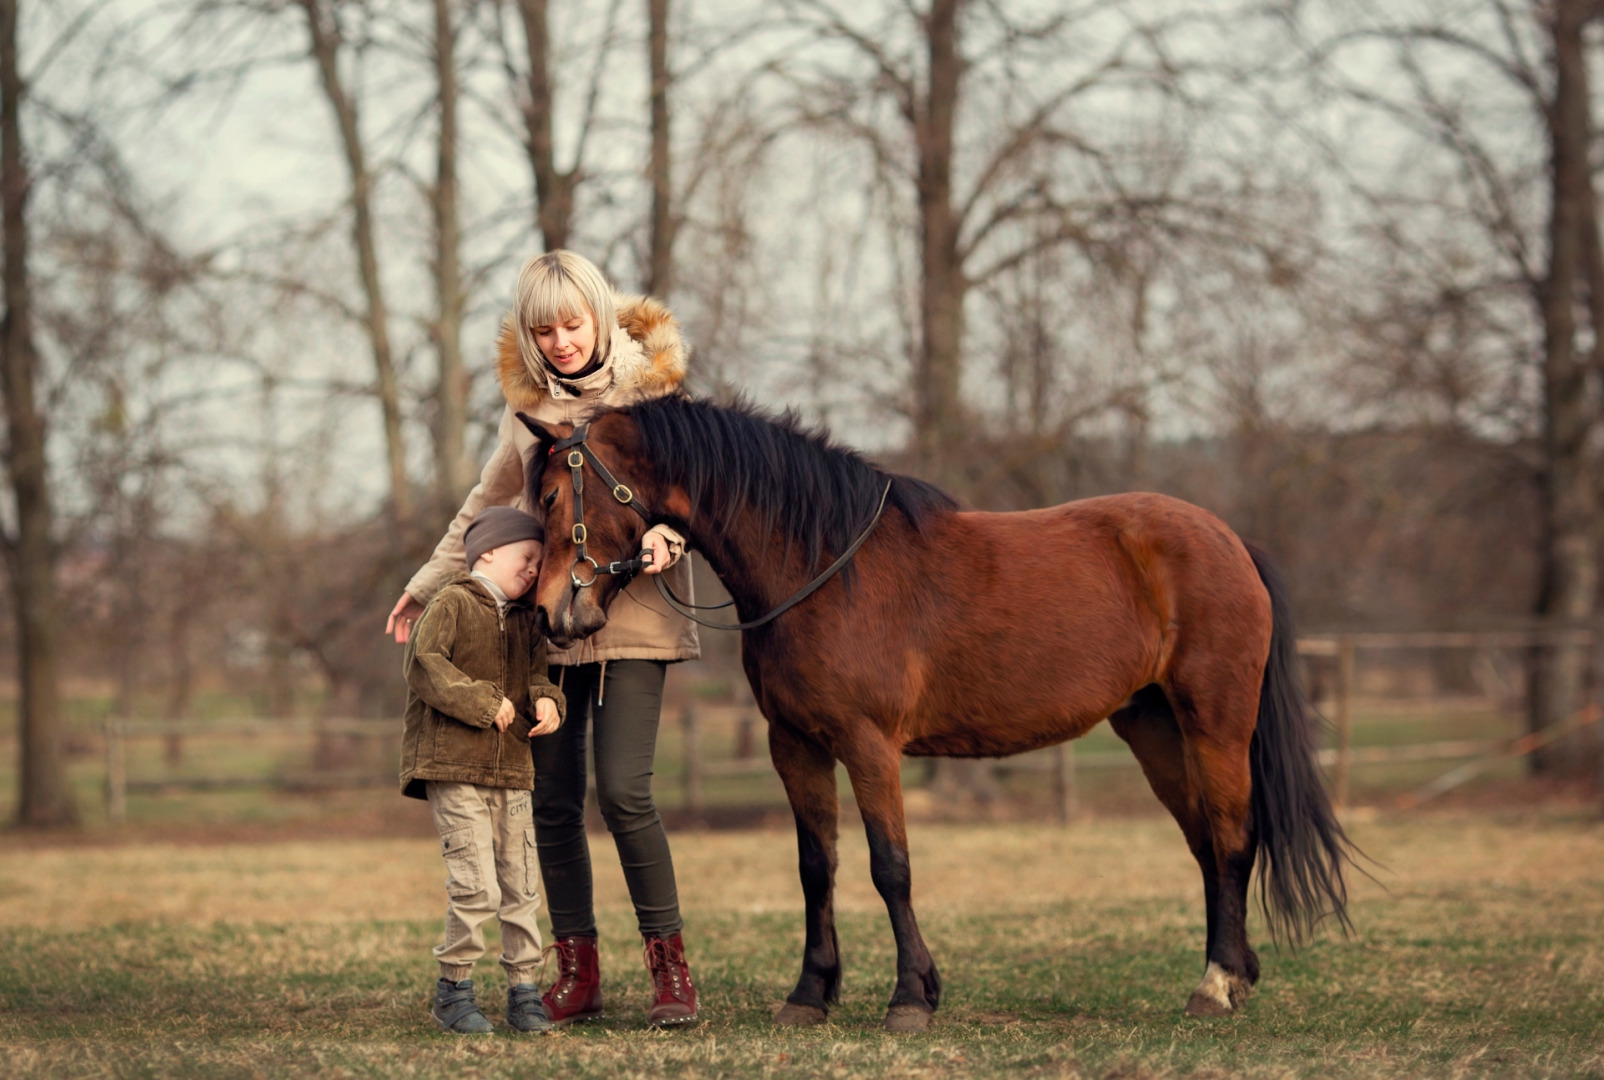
519,396,1353,1032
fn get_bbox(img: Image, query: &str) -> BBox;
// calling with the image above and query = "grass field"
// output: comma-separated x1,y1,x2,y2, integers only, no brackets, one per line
4,806,1603,1079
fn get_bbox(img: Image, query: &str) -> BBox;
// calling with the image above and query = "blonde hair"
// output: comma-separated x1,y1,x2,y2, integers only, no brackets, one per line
513,250,618,372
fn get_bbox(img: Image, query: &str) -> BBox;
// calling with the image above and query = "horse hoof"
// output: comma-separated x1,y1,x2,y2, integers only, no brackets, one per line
883,1004,933,1033
1184,990,1234,1017
1183,962,1250,1017
773,1002,829,1026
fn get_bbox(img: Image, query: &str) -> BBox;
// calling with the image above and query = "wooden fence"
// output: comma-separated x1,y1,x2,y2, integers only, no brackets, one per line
102,717,397,822
101,627,1602,823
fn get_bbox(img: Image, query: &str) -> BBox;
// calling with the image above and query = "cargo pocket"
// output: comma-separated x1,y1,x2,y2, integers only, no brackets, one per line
440,825,483,900
522,826,540,895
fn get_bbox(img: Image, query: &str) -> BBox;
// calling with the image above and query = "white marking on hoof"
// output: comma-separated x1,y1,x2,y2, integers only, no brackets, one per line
1184,962,1249,1017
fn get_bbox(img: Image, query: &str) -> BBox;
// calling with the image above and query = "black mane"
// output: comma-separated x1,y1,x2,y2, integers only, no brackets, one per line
621,395,956,570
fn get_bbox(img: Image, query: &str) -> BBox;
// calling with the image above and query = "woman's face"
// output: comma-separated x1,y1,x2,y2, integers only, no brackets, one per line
534,307,598,376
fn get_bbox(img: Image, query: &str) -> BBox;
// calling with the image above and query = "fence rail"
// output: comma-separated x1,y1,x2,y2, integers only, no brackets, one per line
98,627,1603,823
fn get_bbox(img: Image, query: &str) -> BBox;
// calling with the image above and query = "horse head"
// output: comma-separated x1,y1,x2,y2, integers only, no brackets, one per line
518,409,689,647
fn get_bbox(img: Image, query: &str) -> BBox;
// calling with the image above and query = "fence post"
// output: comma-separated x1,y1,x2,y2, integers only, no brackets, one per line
104,718,126,824
681,705,702,811
1335,635,1355,808
1052,742,1078,823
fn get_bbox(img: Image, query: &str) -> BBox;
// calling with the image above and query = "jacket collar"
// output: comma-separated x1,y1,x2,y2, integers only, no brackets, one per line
442,568,530,612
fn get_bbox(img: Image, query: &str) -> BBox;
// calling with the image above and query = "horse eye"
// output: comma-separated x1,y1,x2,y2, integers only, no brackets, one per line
542,490,557,511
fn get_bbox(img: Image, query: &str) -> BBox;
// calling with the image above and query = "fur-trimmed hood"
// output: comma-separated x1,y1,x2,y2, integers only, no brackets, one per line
496,293,688,411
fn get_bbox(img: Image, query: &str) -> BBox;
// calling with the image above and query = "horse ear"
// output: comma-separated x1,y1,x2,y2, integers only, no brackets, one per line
517,413,558,516
516,412,557,445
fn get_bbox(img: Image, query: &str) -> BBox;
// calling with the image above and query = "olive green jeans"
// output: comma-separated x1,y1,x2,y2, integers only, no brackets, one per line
529,660,682,939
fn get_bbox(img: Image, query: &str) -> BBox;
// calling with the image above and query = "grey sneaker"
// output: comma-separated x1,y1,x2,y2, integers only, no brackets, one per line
431,978,493,1033
506,982,554,1033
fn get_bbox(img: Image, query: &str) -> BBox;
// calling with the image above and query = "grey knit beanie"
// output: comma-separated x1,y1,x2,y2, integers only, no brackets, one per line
464,506,545,569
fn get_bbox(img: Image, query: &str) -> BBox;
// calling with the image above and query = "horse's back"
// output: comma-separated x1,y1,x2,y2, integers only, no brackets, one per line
886,491,1269,756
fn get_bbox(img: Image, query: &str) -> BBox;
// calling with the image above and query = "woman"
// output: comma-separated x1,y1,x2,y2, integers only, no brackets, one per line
386,250,701,1027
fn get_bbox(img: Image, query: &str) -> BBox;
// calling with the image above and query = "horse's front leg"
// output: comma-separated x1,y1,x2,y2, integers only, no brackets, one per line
768,718,842,1026
843,733,940,1032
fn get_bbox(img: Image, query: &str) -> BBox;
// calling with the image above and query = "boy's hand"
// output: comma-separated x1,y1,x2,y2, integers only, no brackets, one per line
493,696,516,732
530,697,561,737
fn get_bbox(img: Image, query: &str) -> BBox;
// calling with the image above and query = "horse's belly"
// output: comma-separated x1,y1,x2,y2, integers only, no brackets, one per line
901,710,1108,758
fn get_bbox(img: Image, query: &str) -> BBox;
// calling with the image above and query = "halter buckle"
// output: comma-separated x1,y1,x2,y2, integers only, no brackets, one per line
572,523,588,545
567,449,584,468
612,484,633,504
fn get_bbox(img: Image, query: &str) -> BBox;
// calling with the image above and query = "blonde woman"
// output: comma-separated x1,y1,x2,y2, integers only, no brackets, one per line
387,251,701,1027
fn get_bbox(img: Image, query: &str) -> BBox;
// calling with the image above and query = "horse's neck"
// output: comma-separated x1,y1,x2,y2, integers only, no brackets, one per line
680,499,813,618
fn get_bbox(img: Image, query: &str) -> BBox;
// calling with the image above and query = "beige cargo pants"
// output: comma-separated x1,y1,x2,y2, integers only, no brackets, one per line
426,781,543,984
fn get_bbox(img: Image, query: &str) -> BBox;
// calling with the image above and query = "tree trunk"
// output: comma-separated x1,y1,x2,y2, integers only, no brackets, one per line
1,0,75,827
299,0,412,530
914,0,967,492
1528,0,1599,774
915,0,989,800
431,0,471,507
646,0,674,295
517,0,575,251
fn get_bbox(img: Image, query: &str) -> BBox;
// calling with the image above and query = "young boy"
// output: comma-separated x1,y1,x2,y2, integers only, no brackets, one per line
400,506,566,1034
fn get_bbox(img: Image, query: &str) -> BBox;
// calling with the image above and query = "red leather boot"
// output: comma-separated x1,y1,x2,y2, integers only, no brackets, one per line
542,937,604,1025
643,933,699,1026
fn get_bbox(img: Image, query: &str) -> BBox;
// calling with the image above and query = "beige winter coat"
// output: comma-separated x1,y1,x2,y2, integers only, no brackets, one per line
406,295,701,666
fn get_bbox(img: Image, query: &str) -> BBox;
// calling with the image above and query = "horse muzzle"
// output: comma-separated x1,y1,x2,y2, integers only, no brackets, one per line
538,585,609,648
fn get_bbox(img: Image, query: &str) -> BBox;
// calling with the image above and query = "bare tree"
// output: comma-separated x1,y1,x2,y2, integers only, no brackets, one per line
1,0,74,826
777,0,1225,492
430,0,471,507
503,0,622,251
1306,0,1602,771
297,0,412,530
646,0,674,294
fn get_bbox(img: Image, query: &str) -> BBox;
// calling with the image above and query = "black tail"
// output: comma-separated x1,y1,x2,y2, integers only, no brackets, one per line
1246,545,1356,945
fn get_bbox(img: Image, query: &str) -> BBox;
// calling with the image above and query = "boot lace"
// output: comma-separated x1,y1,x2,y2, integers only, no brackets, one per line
541,939,579,999
644,937,690,1000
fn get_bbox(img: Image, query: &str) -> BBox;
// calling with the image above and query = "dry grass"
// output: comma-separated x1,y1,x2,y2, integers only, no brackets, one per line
3,808,1603,1078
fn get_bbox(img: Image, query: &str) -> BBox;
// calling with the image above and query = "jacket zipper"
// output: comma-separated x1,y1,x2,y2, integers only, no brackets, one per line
492,603,507,775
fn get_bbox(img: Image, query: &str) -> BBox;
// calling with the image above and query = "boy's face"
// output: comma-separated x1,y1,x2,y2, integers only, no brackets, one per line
475,538,543,600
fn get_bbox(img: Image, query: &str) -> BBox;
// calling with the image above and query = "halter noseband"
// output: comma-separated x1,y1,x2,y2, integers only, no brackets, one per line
545,422,893,631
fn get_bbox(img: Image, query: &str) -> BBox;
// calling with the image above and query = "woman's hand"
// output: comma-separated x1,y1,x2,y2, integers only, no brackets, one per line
530,697,562,737
386,593,425,644
640,530,670,575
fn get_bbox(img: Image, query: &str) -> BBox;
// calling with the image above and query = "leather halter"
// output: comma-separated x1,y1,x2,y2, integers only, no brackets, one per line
550,425,653,589
546,423,894,631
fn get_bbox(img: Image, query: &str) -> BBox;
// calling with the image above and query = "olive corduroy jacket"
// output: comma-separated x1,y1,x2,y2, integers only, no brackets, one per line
399,571,566,799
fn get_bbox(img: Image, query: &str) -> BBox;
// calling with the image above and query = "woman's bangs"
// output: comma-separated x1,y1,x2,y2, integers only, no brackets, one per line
523,277,590,330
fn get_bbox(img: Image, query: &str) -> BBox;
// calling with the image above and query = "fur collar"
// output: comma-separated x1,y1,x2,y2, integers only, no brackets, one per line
496,293,688,411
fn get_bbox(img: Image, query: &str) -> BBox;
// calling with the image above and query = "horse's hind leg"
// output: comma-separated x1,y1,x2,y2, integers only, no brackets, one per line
1168,668,1264,1017
1109,685,1256,1016
840,730,940,1033
769,718,842,1026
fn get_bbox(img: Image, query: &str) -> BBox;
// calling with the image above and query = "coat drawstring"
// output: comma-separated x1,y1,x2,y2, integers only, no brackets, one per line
596,660,608,707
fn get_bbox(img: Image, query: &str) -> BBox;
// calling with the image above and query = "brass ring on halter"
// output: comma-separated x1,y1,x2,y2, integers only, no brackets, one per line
570,556,600,589
612,484,633,503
